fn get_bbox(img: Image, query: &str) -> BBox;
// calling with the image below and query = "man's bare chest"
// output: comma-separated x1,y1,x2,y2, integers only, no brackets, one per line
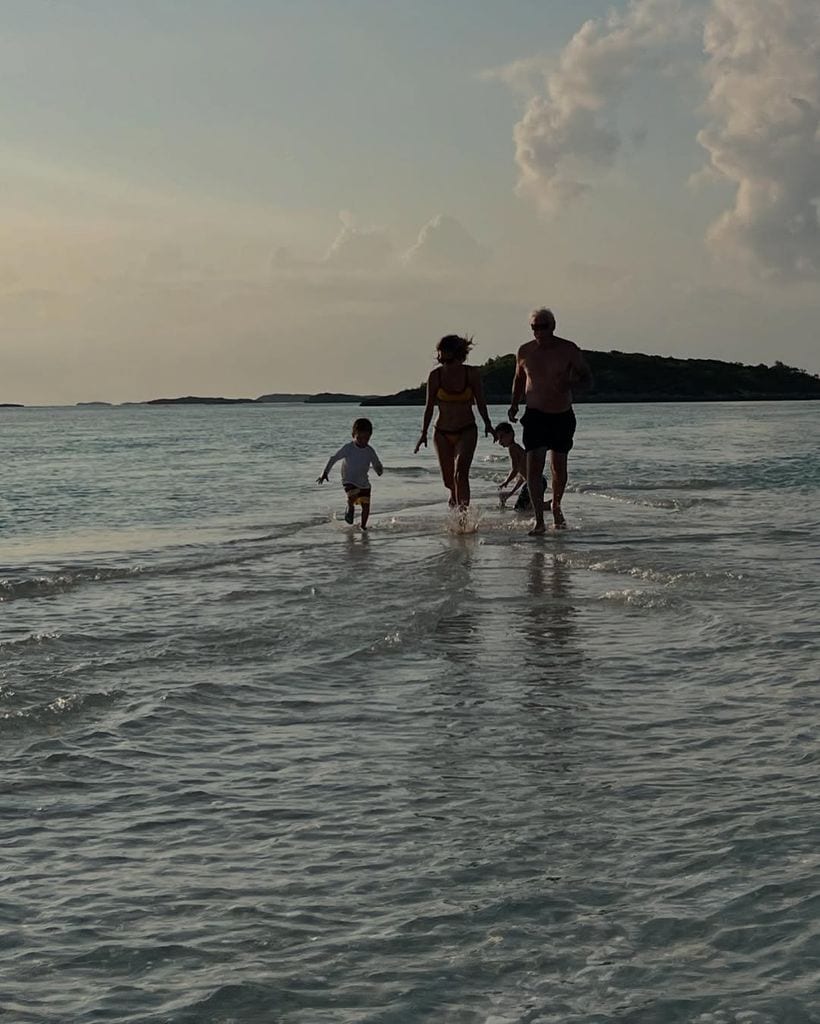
524,348,571,380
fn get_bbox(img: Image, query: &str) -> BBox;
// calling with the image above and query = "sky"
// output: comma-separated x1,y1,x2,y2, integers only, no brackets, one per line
2,0,819,404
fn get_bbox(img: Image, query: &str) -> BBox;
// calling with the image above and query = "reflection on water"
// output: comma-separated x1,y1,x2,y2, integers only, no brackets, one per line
523,550,579,661
432,537,480,668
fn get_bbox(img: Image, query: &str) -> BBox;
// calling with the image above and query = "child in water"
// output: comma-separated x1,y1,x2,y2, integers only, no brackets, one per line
318,417,384,530
495,422,551,513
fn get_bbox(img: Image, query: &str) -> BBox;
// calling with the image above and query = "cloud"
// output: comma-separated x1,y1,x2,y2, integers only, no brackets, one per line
270,212,488,278
402,214,488,271
501,0,694,213
479,56,550,96
322,211,394,270
493,0,820,282
697,0,820,279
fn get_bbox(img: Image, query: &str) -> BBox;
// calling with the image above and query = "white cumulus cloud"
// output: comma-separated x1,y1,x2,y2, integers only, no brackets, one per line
697,0,820,279
508,0,693,213
402,214,488,271
322,211,394,270
494,0,820,281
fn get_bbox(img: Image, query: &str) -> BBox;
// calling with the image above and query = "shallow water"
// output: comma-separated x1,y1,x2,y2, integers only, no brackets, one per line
2,401,819,1023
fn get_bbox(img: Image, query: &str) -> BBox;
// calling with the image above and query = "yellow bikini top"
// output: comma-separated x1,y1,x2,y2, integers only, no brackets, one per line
436,367,473,403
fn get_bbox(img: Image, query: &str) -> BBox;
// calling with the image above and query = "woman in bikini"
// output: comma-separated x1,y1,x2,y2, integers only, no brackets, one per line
414,335,496,508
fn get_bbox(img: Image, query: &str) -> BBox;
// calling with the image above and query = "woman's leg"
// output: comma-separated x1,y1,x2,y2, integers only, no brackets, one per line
433,431,457,506
453,426,478,508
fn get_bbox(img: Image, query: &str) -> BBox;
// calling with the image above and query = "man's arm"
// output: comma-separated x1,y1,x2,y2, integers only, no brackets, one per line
570,347,593,391
508,349,526,421
471,366,495,438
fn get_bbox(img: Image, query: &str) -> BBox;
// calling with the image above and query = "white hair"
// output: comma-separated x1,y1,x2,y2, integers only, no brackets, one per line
530,307,556,329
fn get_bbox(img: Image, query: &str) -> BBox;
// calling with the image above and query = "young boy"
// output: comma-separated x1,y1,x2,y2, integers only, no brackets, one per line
317,417,383,530
495,422,551,513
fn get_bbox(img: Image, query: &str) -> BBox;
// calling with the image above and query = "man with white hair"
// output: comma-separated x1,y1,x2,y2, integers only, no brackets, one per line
508,308,592,534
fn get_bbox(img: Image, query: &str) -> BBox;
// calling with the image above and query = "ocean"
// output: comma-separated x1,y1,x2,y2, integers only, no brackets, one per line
2,401,818,1024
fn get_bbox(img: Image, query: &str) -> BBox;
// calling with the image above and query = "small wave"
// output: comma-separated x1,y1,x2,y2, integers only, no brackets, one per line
0,522,317,603
612,477,730,492
0,689,121,735
0,631,61,653
570,481,733,511
598,587,682,610
0,567,145,602
573,554,746,591
384,465,439,477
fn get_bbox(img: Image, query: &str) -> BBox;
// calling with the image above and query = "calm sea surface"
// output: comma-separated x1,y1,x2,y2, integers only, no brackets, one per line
2,401,819,1024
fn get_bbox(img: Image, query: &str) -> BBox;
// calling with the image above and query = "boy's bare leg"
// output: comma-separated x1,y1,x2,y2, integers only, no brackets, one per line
360,500,370,530
526,447,549,534
550,451,568,528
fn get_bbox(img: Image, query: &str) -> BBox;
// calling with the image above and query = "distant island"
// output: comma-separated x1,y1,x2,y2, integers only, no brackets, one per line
257,393,311,403
147,393,365,405
138,352,819,406
4,351,817,408
362,352,820,405
146,395,256,405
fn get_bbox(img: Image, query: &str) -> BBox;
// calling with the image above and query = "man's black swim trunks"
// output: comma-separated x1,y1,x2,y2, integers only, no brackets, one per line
521,408,576,454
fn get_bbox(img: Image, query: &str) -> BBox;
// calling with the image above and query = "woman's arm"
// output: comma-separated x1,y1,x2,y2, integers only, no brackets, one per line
414,372,437,453
471,366,495,438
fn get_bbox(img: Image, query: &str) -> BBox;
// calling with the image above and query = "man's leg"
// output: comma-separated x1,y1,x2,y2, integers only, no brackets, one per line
550,451,568,527
526,447,548,534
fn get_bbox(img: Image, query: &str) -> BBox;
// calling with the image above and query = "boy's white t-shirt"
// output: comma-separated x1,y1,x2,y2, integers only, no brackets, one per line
324,442,383,488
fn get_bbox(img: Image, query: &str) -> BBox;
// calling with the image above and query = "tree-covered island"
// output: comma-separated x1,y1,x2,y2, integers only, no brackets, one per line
361,351,820,406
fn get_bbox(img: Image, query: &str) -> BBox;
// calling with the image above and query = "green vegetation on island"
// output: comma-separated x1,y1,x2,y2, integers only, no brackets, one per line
361,352,820,405
146,396,256,405
6,352,815,408
304,393,371,404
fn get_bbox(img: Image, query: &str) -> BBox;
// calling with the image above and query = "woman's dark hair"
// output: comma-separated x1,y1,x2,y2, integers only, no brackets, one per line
436,334,473,363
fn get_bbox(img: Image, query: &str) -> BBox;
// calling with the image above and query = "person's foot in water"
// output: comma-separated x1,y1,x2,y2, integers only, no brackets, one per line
344,505,355,524
552,503,567,529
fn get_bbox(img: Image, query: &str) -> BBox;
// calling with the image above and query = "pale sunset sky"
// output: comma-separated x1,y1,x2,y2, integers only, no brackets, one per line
2,0,819,404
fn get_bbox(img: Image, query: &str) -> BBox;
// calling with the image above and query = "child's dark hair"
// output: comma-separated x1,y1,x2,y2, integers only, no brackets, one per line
352,417,373,435
495,422,515,437
436,334,474,363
